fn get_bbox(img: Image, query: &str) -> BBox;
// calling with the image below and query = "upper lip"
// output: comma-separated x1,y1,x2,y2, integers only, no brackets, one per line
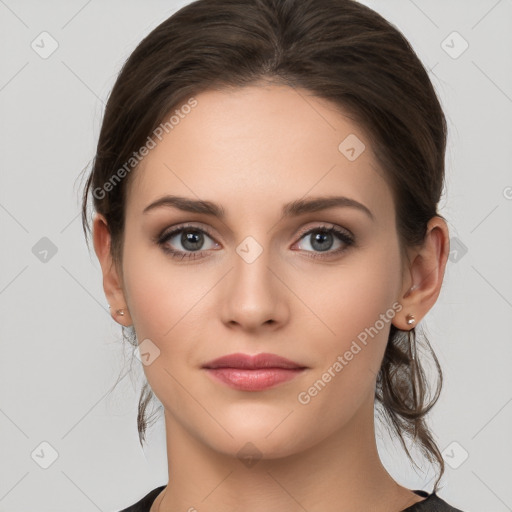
202,352,306,370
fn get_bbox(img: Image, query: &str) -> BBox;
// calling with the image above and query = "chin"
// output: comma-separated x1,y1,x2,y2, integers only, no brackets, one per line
195,414,322,462
208,432,306,462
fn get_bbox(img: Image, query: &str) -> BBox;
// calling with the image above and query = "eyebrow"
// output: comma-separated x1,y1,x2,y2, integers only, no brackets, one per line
143,194,374,221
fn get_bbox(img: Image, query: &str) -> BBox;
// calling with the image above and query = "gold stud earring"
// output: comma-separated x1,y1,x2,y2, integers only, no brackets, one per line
406,314,415,326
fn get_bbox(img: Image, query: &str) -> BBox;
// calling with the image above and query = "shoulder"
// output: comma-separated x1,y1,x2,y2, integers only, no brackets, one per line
404,491,466,512
116,486,466,512
118,485,166,512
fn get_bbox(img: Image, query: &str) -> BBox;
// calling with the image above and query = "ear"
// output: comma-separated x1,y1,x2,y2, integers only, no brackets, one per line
92,213,133,327
393,216,450,330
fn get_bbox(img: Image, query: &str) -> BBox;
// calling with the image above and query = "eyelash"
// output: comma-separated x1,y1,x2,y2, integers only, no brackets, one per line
155,223,355,261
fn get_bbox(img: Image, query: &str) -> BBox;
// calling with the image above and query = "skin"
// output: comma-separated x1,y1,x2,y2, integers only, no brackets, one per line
93,84,449,512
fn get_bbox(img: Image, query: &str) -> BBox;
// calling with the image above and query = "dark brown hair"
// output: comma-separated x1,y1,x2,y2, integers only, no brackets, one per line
80,0,448,492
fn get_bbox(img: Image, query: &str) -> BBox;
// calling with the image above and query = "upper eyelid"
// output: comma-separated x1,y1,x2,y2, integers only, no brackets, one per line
159,222,353,246
159,222,216,240
296,223,352,238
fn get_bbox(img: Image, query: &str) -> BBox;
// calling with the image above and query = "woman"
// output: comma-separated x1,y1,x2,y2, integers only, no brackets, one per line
81,0,465,510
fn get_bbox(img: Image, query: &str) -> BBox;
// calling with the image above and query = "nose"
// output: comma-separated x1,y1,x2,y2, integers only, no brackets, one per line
220,241,290,332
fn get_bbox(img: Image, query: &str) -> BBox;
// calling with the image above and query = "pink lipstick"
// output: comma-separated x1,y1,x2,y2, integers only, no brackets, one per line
202,352,307,391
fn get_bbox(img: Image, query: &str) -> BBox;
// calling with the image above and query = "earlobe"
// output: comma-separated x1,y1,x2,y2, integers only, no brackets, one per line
405,313,416,327
108,305,131,325
92,213,132,326
393,216,450,331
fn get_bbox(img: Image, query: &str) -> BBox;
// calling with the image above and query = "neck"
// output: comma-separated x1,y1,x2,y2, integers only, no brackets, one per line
154,394,423,512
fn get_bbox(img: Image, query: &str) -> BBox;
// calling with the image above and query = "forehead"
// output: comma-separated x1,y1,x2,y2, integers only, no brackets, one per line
127,84,394,225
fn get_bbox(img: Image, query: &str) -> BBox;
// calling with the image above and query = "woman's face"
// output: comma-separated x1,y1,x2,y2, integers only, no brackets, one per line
118,84,409,458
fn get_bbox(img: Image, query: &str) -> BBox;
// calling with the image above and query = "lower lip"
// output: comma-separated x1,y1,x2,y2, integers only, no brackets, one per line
204,368,305,391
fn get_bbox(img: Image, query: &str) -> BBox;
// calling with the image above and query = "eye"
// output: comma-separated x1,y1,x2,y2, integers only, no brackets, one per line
156,224,220,261
155,223,355,262
293,224,354,259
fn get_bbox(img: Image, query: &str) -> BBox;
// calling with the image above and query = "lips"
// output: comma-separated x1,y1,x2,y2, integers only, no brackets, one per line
202,353,307,391
202,352,306,370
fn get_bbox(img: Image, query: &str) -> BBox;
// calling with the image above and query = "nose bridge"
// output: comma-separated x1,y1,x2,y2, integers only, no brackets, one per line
221,232,287,329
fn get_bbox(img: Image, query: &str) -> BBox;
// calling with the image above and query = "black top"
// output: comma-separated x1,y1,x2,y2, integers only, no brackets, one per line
118,486,465,512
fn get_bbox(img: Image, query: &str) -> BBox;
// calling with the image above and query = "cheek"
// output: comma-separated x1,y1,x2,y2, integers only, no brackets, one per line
297,235,403,403
311,237,402,344
120,241,209,413
292,251,402,433
121,232,205,340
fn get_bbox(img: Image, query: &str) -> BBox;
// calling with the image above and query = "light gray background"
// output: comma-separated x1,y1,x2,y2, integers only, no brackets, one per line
1,1,511,511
